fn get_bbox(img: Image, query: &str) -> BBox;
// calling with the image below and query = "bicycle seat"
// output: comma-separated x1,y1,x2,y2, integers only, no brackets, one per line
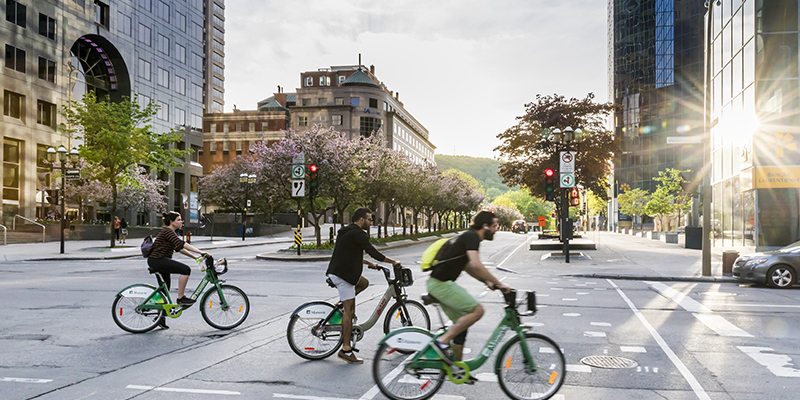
326,277,336,288
421,293,439,305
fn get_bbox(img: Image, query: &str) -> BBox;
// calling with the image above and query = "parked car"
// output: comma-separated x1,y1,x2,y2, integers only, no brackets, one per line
733,241,800,288
511,220,527,233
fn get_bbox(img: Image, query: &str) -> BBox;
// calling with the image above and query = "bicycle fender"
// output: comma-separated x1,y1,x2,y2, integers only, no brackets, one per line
116,283,157,297
290,301,335,319
377,326,433,348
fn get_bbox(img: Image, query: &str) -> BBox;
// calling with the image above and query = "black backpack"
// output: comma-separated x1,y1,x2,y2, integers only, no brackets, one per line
141,235,154,258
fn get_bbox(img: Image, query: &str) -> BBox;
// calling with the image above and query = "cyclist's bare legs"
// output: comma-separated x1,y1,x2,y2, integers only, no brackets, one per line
437,304,484,347
453,345,465,361
342,276,369,352
355,276,369,296
177,275,189,298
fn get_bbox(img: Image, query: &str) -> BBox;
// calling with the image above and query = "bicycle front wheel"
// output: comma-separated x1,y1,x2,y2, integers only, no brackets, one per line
112,284,164,334
200,284,250,330
383,300,431,334
373,329,445,400
287,302,343,360
496,333,566,400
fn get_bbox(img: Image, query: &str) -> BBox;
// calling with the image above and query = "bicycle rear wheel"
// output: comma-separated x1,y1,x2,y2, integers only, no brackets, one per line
200,284,250,330
112,284,164,333
383,300,431,334
373,329,445,400
496,333,566,400
287,302,343,360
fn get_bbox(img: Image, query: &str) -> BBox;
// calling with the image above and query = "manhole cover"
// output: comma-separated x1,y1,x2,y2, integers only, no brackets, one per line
580,355,638,369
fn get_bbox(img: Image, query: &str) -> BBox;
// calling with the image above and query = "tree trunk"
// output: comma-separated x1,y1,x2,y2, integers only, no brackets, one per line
401,207,407,236
110,181,117,248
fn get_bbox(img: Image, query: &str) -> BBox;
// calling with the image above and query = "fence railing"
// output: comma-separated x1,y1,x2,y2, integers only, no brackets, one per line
13,215,45,243
0,224,6,245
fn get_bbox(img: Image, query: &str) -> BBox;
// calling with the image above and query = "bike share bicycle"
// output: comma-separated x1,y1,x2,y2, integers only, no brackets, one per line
287,264,431,360
112,254,250,333
372,289,566,400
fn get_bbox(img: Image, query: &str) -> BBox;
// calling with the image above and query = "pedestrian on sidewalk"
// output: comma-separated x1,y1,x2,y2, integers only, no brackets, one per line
114,216,121,242
120,218,128,244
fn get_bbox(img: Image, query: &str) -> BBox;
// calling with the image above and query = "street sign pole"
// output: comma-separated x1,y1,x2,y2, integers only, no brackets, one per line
296,199,302,256
562,187,570,263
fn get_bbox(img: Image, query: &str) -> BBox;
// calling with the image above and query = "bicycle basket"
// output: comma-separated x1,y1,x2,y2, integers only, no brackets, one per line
397,267,413,287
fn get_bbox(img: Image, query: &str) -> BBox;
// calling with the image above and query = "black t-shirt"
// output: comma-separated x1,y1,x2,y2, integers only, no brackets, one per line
325,224,387,285
430,229,480,282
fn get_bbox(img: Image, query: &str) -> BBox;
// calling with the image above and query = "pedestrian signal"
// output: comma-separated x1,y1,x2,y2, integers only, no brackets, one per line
570,188,580,206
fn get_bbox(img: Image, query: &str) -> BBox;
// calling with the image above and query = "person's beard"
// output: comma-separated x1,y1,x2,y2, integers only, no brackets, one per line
484,229,495,241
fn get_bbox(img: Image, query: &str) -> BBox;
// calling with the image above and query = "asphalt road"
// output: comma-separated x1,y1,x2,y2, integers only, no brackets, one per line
1,232,798,400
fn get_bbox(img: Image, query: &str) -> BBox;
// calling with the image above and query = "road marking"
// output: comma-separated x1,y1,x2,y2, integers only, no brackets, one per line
523,322,545,328
703,303,800,309
563,313,581,317
609,280,711,400
567,364,592,373
478,276,509,298
738,347,800,377
584,331,607,337
432,395,466,400
493,237,531,273
577,292,589,295
562,298,578,301
474,372,498,382
692,314,752,337
1,377,53,383
537,294,550,297
359,353,415,400
275,394,355,400
593,288,607,290
586,282,597,285
621,346,647,353
647,282,711,313
575,284,587,287
539,347,556,353
591,322,611,327
127,385,240,395
551,287,564,291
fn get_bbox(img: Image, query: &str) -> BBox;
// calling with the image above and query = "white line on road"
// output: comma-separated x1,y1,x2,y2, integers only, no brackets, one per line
692,313,753,337
703,303,800,309
584,331,607,337
127,385,240,395
478,276,509,298
591,322,612,327
474,373,498,382
646,282,712,313
737,347,800,377
274,394,355,400
621,346,647,353
1,377,53,383
562,298,578,301
563,313,581,317
609,279,711,400
566,364,592,373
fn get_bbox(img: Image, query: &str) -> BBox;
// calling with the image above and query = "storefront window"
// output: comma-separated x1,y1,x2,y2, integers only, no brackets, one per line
743,190,755,246
723,180,733,243
713,184,722,245
757,188,800,246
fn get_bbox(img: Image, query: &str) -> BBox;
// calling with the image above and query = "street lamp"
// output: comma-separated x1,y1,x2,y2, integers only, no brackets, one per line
46,145,80,254
239,173,257,241
701,1,719,276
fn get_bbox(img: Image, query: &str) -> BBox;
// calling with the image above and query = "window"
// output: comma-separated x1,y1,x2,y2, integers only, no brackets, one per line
175,12,185,32
223,123,229,133
235,122,241,131
304,76,313,86
139,0,151,12
383,101,388,111
37,100,55,128
213,88,223,99
212,39,224,52
5,45,25,73
138,58,151,80
338,75,346,85
3,138,21,201
158,34,169,55
192,83,202,101
334,97,344,105
213,15,223,27
319,76,330,86
248,122,254,132
137,93,151,109
209,141,216,153
193,52,202,71
212,64,224,76
369,98,378,108
37,57,55,83
3,90,24,120
213,2,224,15
157,0,169,22
6,0,26,28
157,67,169,87
298,116,308,126
157,101,168,121
175,43,185,63
94,1,110,29
222,140,229,153
191,145,201,161
212,76,224,87
138,23,151,46
212,101,223,112
192,22,202,42
175,75,185,95
213,52,223,64
213,27,223,41
39,13,56,40
174,107,185,125
301,98,310,106
210,123,216,133
350,97,360,106
332,115,342,125
360,117,381,137
318,98,327,105
235,140,242,153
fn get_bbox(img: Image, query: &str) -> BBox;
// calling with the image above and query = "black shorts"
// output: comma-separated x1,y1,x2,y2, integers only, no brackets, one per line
147,257,191,290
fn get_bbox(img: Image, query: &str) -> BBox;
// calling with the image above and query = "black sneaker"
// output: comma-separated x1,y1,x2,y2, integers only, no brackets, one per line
465,375,478,385
433,340,453,365
157,316,169,330
177,296,196,306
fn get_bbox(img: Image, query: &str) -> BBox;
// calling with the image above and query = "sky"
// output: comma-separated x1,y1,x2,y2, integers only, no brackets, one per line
224,0,609,160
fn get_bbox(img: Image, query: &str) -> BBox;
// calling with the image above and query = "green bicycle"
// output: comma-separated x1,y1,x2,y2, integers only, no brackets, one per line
112,255,250,333
372,289,566,400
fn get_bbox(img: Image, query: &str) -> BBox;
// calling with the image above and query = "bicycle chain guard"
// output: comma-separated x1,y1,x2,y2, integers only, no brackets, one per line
444,361,470,384
164,304,184,318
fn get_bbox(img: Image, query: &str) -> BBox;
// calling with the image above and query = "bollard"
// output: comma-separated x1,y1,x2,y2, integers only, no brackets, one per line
186,232,191,244
722,250,739,276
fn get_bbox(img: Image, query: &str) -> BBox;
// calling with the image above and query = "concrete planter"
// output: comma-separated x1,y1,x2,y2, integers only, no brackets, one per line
647,231,661,240
660,232,678,244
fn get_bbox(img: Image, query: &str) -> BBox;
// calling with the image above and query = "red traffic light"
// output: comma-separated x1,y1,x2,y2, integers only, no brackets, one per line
309,164,318,172
544,168,554,177
571,188,578,198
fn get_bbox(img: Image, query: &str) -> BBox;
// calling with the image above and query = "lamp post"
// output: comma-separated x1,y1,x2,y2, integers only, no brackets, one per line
701,1,719,276
239,173,256,241
46,145,79,254
548,126,582,263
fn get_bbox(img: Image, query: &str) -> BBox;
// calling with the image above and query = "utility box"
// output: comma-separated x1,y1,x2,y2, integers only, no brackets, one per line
560,219,574,241
722,250,739,276
683,227,702,249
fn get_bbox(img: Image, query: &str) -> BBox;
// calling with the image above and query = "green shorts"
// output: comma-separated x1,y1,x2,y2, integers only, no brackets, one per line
427,277,479,324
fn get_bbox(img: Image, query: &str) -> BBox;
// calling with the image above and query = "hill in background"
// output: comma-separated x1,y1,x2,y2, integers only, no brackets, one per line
435,154,517,198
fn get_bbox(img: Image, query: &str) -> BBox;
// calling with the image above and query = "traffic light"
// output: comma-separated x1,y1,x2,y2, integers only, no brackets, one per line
544,168,555,201
308,164,319,197
46,190,58,205
570,188,580,206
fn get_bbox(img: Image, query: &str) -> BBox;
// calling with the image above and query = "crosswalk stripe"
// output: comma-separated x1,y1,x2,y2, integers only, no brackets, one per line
692,314,752,337
737,347,800,378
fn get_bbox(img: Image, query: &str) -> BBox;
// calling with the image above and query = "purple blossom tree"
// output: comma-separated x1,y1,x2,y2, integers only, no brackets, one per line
117,165,169,217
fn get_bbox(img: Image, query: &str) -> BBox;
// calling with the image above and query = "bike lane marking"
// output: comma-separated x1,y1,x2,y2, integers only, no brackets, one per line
273,393,356,400
126,385,240,395
736,347,800,377
1,377,53,383
646,282,752,337
608,279,712,400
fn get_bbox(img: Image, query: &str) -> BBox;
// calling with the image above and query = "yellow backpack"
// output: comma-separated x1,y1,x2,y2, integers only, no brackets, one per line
420,238,449,272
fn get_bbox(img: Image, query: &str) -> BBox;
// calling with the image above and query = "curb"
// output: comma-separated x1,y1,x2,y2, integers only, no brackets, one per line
569,273,739,283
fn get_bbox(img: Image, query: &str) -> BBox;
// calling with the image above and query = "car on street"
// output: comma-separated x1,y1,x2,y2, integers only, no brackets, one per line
733,241,800,288
511,220,527,233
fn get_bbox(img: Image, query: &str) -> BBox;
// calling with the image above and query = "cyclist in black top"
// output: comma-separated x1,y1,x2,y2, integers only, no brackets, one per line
325,207,401,364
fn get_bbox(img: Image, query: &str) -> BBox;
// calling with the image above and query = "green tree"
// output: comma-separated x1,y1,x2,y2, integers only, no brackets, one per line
618,188,650,229
492,189,553,226
652,168,692,227
645,188,675,231
586,190,606,217
61,92,185,247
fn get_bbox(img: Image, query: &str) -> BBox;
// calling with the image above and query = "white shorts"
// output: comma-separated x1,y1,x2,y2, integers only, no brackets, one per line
327,274,356,301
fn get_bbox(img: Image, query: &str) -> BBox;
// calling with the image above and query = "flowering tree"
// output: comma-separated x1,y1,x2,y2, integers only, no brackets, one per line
198,156,263,221
483,203,524,229
117,165,169,217
45,159,111,221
